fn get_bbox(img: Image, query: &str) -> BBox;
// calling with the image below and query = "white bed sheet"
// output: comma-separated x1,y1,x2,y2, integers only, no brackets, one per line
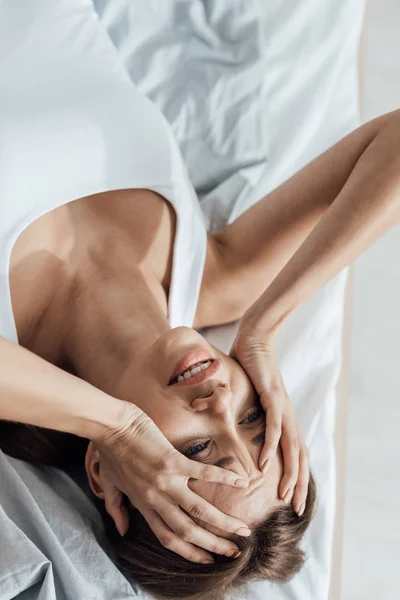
91,1,366,599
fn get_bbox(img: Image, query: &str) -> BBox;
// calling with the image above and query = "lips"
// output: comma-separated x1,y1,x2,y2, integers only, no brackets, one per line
169,349,217,386
170,359,221,387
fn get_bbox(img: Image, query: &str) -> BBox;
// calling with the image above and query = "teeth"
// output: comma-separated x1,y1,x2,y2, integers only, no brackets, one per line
175,360,212,383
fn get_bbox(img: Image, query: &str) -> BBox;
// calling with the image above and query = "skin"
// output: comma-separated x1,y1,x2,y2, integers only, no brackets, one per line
9,189,287,508
99,325,287,523
8,188,288,555
5,107,400,560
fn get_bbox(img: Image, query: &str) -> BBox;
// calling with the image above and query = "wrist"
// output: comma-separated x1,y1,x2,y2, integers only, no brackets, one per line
241,301,282,340
83,392,141,443
241,273,300,338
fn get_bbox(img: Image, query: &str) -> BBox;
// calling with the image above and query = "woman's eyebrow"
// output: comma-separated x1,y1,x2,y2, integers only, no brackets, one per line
214,432,265,468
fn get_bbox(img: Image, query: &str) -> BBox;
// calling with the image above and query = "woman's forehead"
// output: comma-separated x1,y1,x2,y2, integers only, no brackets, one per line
189,466,282,527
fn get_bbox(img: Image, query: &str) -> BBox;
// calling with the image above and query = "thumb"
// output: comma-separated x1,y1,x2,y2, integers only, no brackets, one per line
103,482,130,537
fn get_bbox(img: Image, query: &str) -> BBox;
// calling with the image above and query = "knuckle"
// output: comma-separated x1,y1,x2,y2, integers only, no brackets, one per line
301,444,309,459
189,553,203,563
199,467,213,482
282,430,299,451
264,393,278,407
142,487,156,506
285,467,297,481
158,534,175,550
155,456,170,473
291,436,300,451
157,452,179,474
283,471,297,487
296,483,308,496
153,472,168,492
267,379,281,396
269,418,281,432
176,527,193,542
189,504,205,520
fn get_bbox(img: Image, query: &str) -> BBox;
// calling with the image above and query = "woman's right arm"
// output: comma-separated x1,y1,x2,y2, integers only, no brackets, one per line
0,336,251,563
0,335,123,439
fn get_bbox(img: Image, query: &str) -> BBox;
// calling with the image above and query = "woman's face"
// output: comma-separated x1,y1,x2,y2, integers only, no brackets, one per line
117,326,285,526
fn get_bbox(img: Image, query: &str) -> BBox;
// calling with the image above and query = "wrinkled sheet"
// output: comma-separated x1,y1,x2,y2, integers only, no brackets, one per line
0,450,138,600
0,1,367,599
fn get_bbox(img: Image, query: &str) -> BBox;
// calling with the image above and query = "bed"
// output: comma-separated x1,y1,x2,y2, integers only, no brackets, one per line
0,1,366,598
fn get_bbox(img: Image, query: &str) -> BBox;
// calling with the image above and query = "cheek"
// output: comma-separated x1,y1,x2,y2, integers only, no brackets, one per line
149,406,192,445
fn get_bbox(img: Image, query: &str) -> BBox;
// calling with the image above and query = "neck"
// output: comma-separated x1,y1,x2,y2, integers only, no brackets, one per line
64,259,171,398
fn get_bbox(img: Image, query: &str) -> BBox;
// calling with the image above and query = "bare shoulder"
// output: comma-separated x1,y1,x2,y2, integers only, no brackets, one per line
80,188,177,287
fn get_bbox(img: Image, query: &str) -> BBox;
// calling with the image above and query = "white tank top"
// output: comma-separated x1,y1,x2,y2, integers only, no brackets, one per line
0,0,207,343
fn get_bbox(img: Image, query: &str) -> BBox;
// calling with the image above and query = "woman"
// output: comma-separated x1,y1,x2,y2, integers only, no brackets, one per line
1,1,400,599
0,0,312,587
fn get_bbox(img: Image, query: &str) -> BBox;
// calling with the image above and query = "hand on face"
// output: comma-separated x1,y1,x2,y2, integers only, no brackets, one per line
85,326,307,562
230,326,309,516
86,402,252,564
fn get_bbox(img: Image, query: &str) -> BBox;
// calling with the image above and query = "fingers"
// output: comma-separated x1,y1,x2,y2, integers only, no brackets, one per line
141,508,215,564
292,444,310,516
278,421,301,504
176,488,251,538
156,502,242,558
259,399,282,472
183,458,249,489
103,483,130,536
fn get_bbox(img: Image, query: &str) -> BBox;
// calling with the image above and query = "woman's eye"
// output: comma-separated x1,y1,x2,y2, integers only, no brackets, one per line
184,440,211,458
242,408,264,425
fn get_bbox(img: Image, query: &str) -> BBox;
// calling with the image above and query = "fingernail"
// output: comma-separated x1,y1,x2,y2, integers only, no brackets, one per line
261,459,271,473
226,550,242,559
234,478,249,488
235,527,251,537
298,503,306,516
283,488,293,504
201,559,214,565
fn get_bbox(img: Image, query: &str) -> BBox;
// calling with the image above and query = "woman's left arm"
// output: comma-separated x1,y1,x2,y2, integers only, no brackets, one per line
198,108,400,515
239,109,400,334
196,109,400,328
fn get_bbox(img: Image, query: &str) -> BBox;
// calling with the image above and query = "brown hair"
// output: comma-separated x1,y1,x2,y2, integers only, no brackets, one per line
0,422,317,600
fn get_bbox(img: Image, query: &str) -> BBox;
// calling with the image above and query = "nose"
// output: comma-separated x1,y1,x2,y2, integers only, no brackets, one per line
191,383,232,414
191,384,259,478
